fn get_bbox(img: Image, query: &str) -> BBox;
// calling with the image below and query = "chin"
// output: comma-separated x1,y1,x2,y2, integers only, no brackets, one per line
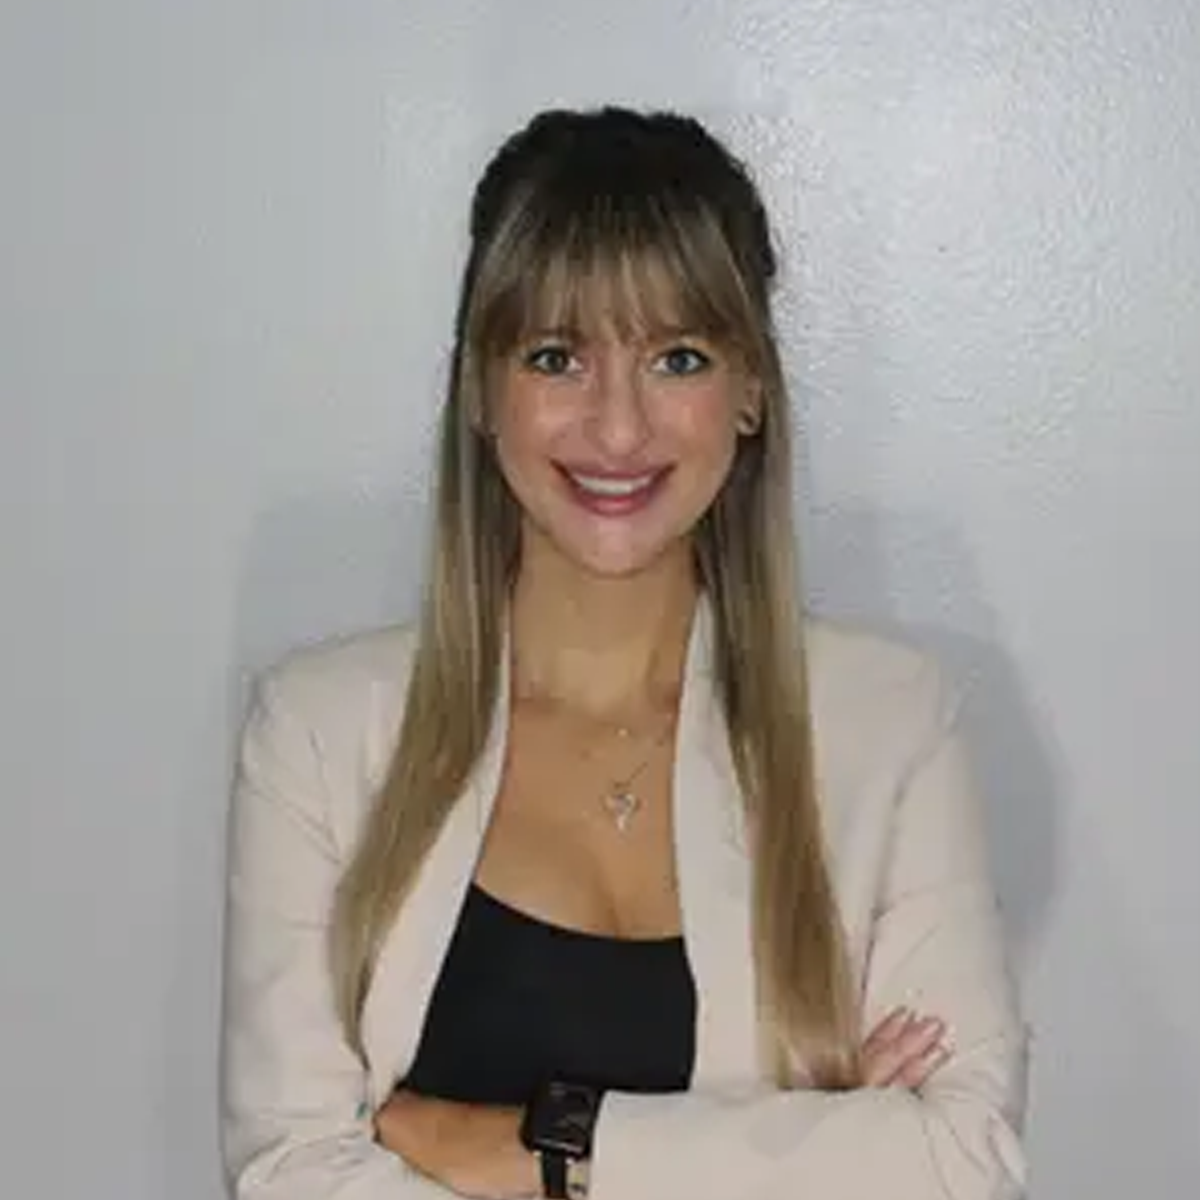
573,554,662,581
551,528,690,582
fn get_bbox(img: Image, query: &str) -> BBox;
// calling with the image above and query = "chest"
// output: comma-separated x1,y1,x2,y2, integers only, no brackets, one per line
472,705,683,939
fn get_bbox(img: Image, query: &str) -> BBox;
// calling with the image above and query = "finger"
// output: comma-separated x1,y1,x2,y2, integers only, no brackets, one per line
899,1016,946,1058
889,1020,948,1085
898,1042,953,1089
862,1014,919,1086
872,1005,913,1033
861,1011,920,1084
862,1007,913,1053
862,1017,945,1086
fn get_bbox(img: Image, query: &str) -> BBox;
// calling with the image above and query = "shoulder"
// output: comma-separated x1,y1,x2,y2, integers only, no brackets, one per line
802,615,961,784
804,615,945,709
245,622,419,797
255,622,418,711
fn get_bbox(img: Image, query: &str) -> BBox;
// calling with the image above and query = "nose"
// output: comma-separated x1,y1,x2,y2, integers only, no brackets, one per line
585,346,651,458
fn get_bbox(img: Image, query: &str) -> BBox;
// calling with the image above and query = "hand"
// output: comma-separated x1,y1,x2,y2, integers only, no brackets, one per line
375,1088,539,1199
861,1007,951,1089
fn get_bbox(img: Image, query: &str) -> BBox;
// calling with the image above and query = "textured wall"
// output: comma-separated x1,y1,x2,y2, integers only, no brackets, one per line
2,2,1197,1198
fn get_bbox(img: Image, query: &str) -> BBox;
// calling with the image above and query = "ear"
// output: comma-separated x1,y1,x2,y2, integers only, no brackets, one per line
735,379,764,436
466,378,493,437
469,358,501,437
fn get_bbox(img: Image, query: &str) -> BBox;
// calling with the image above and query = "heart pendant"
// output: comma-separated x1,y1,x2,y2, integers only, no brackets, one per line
603,788,640,833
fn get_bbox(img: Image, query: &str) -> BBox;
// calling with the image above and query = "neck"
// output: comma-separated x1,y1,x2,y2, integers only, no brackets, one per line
508,536,699,726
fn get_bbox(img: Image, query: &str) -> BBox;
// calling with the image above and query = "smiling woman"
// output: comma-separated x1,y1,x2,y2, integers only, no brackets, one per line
220,107,1028,1200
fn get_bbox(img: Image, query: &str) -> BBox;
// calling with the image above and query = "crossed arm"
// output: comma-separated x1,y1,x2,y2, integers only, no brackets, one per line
373,1007,958,1198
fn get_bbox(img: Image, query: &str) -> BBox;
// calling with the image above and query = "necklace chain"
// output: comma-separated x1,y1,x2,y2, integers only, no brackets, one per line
597,715,676,834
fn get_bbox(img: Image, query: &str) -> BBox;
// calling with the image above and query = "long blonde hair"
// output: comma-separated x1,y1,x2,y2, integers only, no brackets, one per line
332,107,859,1088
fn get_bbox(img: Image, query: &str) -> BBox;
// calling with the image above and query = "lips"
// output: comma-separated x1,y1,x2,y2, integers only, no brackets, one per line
556,464,671,514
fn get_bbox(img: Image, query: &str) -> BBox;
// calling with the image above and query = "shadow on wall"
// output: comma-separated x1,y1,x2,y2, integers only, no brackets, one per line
802,500,1200,1188
801,499,1061,962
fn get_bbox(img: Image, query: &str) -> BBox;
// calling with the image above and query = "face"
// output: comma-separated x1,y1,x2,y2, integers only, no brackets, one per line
485,307,760,580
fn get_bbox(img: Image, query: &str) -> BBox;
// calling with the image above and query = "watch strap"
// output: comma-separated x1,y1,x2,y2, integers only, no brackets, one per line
539,1149,569,1199
538,1150,591,1199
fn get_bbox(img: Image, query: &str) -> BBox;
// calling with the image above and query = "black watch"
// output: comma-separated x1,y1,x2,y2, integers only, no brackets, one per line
520,1079,602,1198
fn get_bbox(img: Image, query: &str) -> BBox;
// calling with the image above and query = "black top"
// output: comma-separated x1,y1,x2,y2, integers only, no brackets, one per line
402,883,697,1106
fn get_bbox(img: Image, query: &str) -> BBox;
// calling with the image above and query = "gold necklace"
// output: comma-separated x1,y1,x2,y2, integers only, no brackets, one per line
598,715,677,833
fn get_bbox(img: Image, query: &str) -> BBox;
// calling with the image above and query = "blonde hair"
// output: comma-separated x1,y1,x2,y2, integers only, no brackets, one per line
331,107,860,1088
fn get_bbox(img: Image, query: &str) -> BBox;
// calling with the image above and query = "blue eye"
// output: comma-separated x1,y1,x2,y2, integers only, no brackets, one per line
655,346,711,376
524,344,577,375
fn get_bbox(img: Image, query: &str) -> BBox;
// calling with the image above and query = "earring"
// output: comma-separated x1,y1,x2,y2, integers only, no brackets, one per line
736,408,761,435
468,404,491,437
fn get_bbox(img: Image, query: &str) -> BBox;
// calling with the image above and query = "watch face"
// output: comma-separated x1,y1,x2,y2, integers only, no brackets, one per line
535,1081,599,1156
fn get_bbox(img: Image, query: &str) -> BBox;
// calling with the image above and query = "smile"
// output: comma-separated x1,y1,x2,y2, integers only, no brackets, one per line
556,466,671,515
566,471,659,497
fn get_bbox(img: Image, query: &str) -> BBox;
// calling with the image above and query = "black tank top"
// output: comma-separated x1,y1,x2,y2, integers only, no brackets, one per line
402,883,697,1105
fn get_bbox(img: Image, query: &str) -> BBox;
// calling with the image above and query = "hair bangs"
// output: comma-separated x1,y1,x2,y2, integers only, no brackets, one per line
471,183,765,363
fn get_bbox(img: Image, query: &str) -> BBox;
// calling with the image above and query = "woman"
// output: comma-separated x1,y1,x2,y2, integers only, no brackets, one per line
221,107,1028,1200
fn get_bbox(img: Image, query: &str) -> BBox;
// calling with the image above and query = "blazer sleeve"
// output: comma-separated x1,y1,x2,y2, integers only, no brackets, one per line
588,671,1030,1200
220,668,452,1200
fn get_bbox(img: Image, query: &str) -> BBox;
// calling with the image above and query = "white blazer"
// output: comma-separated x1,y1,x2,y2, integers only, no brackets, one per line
220,597,1029,1200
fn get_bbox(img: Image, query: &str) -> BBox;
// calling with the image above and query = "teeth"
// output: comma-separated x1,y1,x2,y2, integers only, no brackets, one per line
569,472,658,497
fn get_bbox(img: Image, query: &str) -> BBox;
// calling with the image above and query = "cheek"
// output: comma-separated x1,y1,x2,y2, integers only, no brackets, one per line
668,384,741,458
491,378,542,446
489,383,571,486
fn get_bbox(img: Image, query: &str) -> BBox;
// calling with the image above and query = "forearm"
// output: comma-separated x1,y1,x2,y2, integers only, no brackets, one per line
376,1091,541,1200
589,1034,1027,1200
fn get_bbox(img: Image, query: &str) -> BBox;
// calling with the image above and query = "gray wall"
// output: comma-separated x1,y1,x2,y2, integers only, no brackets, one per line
2,2,1197,1197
